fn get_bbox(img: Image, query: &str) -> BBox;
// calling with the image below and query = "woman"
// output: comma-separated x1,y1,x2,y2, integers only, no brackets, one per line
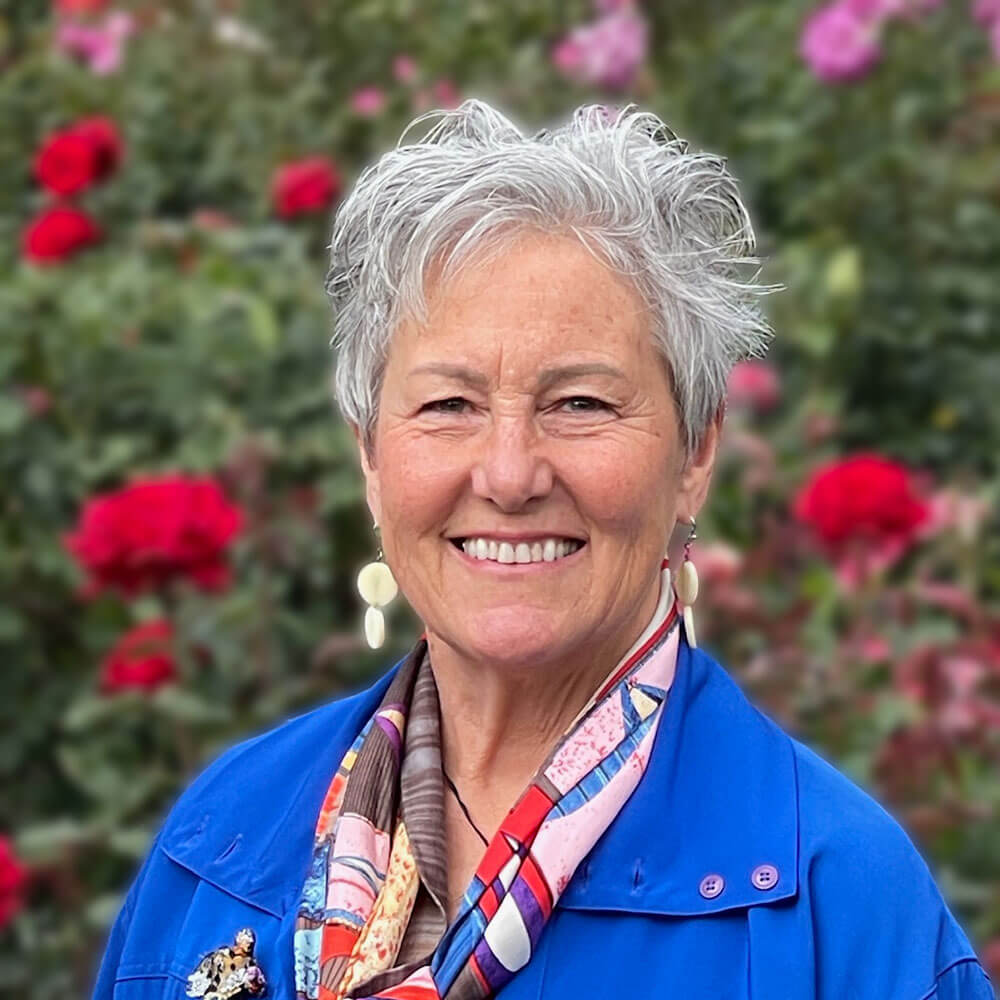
93,101,993,1000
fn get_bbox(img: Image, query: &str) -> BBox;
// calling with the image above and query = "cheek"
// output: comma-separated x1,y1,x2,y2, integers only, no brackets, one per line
374,429,467,531
561,439,674,534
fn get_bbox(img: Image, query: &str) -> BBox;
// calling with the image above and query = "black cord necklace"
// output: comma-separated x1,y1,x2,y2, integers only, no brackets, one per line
442,768,490,847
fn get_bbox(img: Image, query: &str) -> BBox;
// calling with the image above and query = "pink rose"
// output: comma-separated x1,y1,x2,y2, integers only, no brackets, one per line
973,0,1000,25
726,360,781,413
350,86,386,117
432,78,460,110
800,2,881,83
552,9,647,90
55,10,134,75
392,55,417,84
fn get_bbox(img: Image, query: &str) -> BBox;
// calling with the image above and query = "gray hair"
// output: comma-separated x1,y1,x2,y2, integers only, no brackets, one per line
327,99,776,461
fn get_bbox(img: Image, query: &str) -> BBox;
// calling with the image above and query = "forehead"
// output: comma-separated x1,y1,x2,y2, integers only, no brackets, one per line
388,231,659,379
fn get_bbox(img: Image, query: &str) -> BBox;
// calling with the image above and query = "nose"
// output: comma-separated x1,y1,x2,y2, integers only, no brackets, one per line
470,414,554,512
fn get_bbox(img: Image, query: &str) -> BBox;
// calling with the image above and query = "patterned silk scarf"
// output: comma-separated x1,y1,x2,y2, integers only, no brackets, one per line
294,558,680,1000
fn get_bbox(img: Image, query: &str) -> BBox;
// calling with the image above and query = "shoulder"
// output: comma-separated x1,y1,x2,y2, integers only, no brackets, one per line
91,667,400,997
788,733,990,998
160,664,396,844
791,731,946,910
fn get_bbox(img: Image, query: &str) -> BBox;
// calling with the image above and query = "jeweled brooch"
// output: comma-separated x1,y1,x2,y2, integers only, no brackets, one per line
185,927,267,999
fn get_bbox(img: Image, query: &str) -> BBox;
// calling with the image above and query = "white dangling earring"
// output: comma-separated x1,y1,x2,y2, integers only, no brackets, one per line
357,521,398,650
674,516,699,649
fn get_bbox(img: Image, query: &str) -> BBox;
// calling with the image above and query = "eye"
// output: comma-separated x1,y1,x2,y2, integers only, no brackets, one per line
557,396,611,413
422,397,469,414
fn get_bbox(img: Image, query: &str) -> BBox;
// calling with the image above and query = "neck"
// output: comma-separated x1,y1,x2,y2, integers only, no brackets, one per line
428,571,666,831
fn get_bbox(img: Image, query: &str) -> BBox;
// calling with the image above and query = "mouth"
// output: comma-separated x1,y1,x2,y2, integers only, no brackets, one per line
447,535,587,565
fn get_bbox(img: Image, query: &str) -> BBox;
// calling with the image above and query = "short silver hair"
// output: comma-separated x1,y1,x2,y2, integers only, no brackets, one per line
327,99,776,461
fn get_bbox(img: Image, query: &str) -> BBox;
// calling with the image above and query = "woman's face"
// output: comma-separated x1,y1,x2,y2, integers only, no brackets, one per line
356,231,718,674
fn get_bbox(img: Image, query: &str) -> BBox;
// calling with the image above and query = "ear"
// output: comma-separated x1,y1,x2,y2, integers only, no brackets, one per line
674,407,723,526
351,424,383,528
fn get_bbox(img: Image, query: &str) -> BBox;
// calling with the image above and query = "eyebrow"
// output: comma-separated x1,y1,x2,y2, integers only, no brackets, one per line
536,362,627,391
408,362,627,392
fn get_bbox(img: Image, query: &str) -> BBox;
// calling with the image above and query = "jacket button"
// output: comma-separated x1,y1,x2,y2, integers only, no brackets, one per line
751,863,779,890
698,873,725,899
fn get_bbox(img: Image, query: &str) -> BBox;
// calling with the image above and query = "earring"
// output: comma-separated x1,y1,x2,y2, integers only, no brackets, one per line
675,517,699,649
357,521,398,649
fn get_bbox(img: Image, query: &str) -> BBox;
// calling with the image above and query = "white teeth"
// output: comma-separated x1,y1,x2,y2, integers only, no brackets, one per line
457,537,583,564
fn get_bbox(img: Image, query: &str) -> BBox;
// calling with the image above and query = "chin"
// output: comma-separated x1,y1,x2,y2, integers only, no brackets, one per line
450,606,576,670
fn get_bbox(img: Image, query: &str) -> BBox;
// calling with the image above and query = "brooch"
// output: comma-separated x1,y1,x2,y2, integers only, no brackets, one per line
186,927,267,999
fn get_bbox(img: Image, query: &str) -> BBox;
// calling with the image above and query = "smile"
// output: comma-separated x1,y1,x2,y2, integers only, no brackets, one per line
449,536,586,565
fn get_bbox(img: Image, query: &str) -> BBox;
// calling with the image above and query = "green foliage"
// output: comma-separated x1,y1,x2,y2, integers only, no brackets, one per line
652,2,1000,473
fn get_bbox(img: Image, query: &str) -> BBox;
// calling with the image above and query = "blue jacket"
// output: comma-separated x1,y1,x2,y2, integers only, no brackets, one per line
94,636,994,1000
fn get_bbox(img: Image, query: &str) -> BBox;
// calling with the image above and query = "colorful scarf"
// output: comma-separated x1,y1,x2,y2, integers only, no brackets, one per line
294,558,680,1000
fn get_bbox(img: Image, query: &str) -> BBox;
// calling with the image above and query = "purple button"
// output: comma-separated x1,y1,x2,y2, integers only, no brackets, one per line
751,864,779,890
699,873,725,899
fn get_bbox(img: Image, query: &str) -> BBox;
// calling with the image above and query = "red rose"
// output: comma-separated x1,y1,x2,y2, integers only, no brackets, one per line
22,205,102,264
65,474,244,596
271,157,340,218
100,619,176,693
33,116,123,196
72,116,123,173
793,453,929,548
33,130,98,195
0,836,29,930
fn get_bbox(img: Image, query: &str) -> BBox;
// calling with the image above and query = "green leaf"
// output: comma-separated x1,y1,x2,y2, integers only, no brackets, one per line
0,606,24,642
108,827,153,860
85,893,124,930
16,819,95,863
0,395,26,435
62,695,118,733
825,247,861,299
151,686,230,724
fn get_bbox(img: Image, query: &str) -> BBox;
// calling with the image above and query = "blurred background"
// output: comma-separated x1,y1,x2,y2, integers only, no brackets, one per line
2,0,999,994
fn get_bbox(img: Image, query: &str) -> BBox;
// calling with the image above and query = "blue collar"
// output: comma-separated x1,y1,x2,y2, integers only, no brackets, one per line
559,632,799,915
161,634,798,918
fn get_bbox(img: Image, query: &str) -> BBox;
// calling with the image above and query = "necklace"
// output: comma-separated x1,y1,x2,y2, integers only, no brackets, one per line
441,767,490,847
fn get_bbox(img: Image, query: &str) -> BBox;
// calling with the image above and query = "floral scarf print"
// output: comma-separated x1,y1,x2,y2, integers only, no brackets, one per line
294,558,680,1000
